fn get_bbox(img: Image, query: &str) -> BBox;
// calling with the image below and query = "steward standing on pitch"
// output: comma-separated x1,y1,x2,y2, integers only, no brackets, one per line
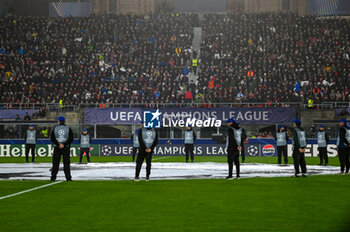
25,124,37,163
134,125,158,181
79,128,91,163
226,118,243,180
131,128,140,162
184,125,196,163
337,119,350,174
292,119,307,177
238,123,247,163
50,116,73,181
317,125,329,166
275,125,288,165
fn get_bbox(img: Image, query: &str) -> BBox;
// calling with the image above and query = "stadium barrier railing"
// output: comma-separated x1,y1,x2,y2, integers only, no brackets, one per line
1,102,349,111
0,122,341,140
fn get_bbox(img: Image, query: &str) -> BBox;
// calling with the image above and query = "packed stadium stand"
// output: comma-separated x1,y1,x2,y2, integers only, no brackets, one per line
0,12,349,107
200,13,350,104
0,13,196,106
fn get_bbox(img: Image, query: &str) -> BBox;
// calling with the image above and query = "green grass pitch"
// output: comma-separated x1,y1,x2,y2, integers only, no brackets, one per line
0,156,349,231
0,176,349,232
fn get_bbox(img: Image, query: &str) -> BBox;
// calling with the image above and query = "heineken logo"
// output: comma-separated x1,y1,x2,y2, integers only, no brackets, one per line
0,144,98,157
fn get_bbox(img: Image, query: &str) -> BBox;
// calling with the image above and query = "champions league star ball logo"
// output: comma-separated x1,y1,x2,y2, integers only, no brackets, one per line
247,145,258,156
262,144,275,157
143,109,161,128
58,129,65,136
101,145,112,156
146,131,153,137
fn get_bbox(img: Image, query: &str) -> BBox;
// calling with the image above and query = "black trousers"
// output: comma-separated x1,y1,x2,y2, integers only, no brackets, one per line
135,150,152,178
132,147,139,161
193,66,197,74
51,147,72,181
292,149,307,175
227,148,240,177
241,146,246,162
185,144,194,162
79,148,90,162
25,144,36,163
318,147,328,164
277,146,288,164
338,147,350,173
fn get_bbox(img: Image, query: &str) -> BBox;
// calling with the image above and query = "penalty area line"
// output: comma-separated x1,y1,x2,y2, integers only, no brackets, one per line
0,181,62,201
152,156,171,161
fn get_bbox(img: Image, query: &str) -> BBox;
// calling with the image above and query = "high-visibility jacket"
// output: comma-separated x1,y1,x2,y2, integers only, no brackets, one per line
175,47,182,55
171,36,177,41
41,129,49,138
308,99,314,108
192,59,198,67
59,100,64,108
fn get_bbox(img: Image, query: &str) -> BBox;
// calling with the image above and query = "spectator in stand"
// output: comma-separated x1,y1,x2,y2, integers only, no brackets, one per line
23,112,31,121
39,107,46,117
185,90,193,103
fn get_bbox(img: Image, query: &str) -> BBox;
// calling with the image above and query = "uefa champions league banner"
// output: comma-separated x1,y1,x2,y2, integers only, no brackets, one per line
84,108,296,124
0,139,338,157
99,142,338,158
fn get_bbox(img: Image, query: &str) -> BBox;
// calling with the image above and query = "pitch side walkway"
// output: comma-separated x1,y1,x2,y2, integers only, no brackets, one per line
0,162,340,181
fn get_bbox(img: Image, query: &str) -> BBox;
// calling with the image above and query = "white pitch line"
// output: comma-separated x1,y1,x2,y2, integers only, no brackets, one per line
0,181,62,200
152,156,171,161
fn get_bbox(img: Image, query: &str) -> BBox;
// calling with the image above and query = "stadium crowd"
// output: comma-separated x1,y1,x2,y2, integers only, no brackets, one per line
200,13,350,105
0,12,349,106
0,13,195,106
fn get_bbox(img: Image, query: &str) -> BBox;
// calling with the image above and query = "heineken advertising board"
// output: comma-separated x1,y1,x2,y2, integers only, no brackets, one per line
0,144,100,157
